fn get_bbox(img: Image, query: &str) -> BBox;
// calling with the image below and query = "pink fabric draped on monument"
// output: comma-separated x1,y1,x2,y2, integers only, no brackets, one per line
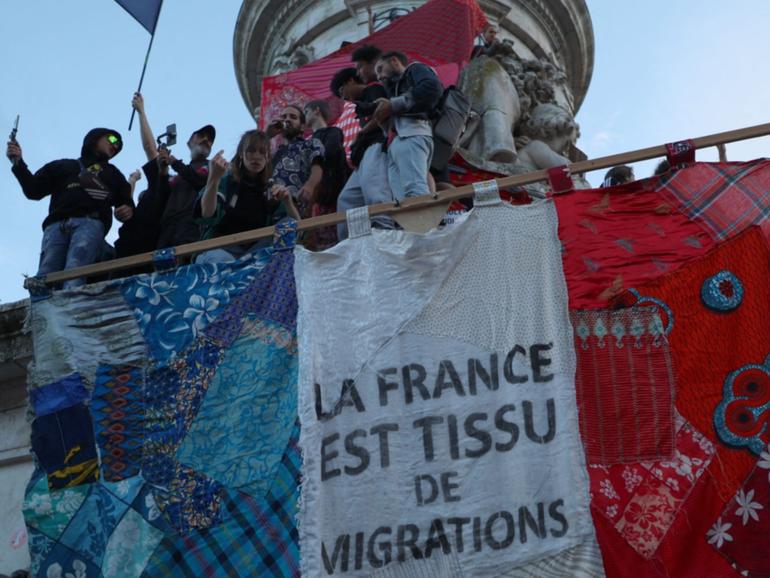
259,0,488,127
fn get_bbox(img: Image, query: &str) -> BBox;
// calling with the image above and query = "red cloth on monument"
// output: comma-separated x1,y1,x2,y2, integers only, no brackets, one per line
590,227,770,577
613,228,770,497
554,177,717,309
259,0,487,126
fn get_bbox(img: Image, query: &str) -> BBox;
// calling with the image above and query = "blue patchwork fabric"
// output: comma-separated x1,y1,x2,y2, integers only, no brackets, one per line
204,250,298,348
30,403,99,490
91,365,145,481
144,422,301,578
177,319,297,495
30,372,90,417
120,254,271,364
142,339,225,533
25,473,148,576
25,242,300,577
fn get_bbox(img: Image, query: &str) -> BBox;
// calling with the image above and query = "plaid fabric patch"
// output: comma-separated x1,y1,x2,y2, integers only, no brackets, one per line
142,421,301,578
656,159,770,242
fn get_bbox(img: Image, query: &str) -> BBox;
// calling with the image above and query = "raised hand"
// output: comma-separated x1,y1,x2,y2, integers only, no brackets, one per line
6,140,22,164
209,149,229,181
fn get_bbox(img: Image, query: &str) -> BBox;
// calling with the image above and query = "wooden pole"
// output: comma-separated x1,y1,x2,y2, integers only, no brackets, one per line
41,120,770,285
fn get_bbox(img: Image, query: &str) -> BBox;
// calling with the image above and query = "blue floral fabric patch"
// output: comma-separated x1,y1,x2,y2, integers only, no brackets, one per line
120,253,271,364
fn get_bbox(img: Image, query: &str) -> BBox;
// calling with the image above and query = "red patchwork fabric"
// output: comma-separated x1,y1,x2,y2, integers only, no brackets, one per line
616,227,770,497
712,458,770,575
571,307,675,464
555,180,716,309
593,472,740,578
656,159,770,243
589,415,715,559
260,0,487,126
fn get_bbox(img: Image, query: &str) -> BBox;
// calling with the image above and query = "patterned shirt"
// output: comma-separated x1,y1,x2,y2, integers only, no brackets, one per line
271,137,325,199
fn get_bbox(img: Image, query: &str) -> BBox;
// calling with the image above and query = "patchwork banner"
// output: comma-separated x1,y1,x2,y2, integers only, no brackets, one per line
23,224,301,578
295,200,602,576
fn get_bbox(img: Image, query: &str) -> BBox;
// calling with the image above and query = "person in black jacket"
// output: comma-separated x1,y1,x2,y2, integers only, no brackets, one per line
373,51,443,200
7,128,133,288
131,92,214,250
330,67,392,238
304,100,350,247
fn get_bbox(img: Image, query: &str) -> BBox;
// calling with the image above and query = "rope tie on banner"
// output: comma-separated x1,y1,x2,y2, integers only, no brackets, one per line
472,180,501,206
546,165,574,196
666,139,696,168
273,219,298,251
152,247,177,272
346,207,373,238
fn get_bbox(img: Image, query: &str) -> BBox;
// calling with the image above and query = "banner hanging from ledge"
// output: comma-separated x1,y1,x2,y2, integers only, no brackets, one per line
295,200,603,577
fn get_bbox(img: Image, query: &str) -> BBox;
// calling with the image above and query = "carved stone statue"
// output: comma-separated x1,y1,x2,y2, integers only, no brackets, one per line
516,103,577,171
272,44,316,74
514,103,590,189
456,43,580,179
457,55,520,163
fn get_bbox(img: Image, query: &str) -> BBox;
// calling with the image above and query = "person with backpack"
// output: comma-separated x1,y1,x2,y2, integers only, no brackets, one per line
7,128,134,288
372,51,444,200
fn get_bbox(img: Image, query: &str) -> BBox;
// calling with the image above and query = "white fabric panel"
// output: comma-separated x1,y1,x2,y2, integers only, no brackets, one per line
296,201,602,577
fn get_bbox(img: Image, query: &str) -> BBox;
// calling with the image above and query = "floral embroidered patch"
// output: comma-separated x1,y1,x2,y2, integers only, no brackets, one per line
590,415,715,558
709,451,770,575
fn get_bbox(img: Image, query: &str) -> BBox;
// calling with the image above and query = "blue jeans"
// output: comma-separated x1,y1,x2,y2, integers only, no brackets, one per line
38,217,105,289
387,134,434,200
337,144,394,239
195,238,271,265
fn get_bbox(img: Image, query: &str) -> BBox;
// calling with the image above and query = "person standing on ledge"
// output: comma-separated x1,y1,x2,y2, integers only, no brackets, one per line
6,129,133,288
373,51,443,200
131,92,215,250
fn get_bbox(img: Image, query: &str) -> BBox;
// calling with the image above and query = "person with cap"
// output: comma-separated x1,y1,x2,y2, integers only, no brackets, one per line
130,92,214,250
6,127,134,288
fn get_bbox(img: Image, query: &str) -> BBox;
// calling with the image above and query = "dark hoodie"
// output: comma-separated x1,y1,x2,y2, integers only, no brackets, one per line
12,128,133,232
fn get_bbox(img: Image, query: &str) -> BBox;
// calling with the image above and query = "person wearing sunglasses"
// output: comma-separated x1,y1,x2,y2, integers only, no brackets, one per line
6,128,134,288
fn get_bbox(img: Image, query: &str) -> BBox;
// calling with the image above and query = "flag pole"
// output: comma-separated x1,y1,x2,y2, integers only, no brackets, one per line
128,0,164,131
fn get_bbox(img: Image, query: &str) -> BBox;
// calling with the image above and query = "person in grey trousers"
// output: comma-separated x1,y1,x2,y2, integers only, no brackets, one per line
330,67,393,239
372,51,443,200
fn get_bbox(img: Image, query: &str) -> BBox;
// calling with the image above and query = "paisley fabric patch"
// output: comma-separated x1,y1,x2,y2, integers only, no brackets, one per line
714,355,770,455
